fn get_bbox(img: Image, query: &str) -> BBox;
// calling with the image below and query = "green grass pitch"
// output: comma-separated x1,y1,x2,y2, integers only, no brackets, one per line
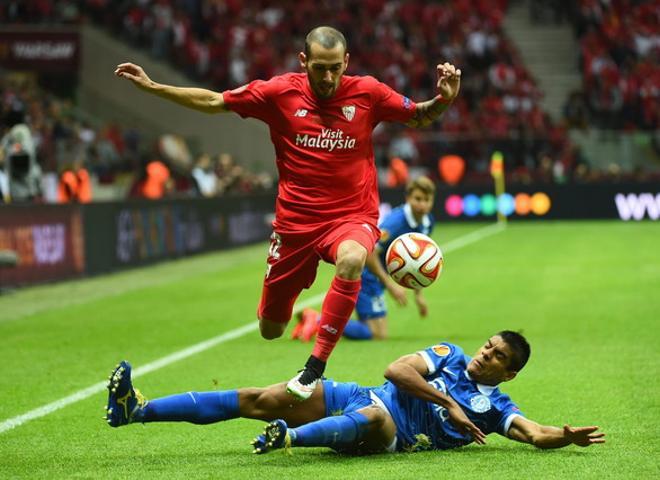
0,221,658,479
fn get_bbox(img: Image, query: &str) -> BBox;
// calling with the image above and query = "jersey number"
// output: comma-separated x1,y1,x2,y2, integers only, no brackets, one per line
265,232,282,279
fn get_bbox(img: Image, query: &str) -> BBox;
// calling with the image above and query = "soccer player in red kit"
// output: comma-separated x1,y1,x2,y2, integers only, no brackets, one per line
115,26,461,400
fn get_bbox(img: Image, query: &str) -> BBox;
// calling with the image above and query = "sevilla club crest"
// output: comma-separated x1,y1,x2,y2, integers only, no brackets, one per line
342,105,356,121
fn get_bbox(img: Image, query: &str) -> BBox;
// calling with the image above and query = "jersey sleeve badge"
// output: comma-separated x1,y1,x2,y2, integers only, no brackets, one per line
431,344,451,357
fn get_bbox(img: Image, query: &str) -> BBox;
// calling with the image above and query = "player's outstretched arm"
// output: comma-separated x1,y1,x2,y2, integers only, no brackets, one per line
507,416,605,449
114,63,228,114
406,62,461,129
413,289,428,317
365,251,407,306
385,354,486,444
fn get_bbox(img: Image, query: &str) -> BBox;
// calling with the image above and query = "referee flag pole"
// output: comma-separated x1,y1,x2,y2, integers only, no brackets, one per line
490,151,506,224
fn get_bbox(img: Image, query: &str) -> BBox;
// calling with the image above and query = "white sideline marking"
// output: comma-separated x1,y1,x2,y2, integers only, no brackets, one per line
0,222,504,434
441,222,506,253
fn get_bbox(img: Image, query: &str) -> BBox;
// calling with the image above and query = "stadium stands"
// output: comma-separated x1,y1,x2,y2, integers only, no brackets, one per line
1,0,657,200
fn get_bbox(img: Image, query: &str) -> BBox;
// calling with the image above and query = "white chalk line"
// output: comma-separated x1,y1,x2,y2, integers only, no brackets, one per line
0,222,505,434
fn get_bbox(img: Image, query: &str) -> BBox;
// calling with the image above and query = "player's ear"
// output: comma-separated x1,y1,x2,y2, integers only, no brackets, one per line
503,370,518,382
299,52,307,69
344,52,350,69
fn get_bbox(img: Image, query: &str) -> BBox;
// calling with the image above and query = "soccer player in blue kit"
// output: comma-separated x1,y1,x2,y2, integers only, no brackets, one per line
105,331,604,454
345,175,436,340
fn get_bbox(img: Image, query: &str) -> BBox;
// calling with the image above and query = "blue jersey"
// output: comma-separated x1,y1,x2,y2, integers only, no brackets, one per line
357,203,434,319
374,203,434,269
372,342,524,451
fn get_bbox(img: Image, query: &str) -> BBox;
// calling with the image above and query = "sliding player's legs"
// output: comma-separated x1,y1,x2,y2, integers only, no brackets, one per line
254,381,397,454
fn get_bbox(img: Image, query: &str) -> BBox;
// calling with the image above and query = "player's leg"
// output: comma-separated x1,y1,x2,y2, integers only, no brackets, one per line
287,240,365,399
105,362,326,427
258,232,319,339
287,224,377,400
239,382,326,426
253,405,396,455
367,317,388,339
344,285,387,340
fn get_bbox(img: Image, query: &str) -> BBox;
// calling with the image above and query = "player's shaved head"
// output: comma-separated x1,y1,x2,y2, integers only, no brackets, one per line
305,26,347,58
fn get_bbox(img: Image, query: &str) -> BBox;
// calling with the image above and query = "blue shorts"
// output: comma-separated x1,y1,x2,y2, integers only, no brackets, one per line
356,272,386,321
322,380,399,453
323,380,374,417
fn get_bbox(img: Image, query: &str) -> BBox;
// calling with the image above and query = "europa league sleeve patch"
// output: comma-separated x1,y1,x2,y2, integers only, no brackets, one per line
431,344,451,357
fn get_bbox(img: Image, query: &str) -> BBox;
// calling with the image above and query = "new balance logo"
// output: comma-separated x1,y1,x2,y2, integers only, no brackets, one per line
361,223,373,233
614,193,660,221
294,109,308,117
321,325,338,335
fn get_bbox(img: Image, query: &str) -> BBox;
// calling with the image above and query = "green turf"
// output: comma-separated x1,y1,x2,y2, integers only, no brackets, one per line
1,221,658,479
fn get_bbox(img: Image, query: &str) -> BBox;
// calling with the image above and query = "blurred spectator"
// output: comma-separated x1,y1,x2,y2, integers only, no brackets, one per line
563,90,590,130
129,158,172,199
58,158,92,203
191,153,218,197
0,153,8,203
386,157,409,187
0,100,42,202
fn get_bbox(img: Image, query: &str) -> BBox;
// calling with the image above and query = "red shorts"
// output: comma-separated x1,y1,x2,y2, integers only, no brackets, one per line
257,219,380,323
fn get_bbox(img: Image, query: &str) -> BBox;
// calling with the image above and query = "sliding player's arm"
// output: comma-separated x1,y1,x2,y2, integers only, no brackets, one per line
385,353,485,444
115,63,228,114
506,416,605,449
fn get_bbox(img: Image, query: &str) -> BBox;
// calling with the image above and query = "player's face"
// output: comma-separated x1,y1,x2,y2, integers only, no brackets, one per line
467,336,518,385
300,42,349,99
406,189,434,222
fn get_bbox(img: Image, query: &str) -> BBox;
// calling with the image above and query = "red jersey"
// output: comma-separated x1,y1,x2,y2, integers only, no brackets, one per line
222,73,416,233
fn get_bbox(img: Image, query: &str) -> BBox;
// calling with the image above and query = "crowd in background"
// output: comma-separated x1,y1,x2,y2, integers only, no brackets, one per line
0,0,658,203
0,75,273,203
531,0,660,131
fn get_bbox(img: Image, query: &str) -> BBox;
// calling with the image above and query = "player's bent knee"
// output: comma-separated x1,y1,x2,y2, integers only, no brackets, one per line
336,251,367,278
259,318,287,340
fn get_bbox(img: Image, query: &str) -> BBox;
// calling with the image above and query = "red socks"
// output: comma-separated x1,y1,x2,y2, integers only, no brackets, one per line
312,276,361,362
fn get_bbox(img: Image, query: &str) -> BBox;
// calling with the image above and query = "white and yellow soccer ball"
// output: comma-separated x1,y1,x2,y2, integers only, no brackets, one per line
385,232,443,289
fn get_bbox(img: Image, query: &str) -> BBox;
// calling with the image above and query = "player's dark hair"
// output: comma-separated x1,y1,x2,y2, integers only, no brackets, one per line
497,330,530,371
305,26,347,58
406,176,436,196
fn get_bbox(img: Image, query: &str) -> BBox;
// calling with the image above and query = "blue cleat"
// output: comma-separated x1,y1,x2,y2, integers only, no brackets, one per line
105,361,147,427
251,419,291,454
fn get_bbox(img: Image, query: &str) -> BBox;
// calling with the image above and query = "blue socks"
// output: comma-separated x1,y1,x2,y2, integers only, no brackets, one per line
140,390,239,424
289,411,370,450
342,319,373,340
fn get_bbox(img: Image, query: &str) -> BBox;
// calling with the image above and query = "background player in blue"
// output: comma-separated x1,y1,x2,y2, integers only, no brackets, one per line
105,331,604,455
293,176,436,342
350,175,436,340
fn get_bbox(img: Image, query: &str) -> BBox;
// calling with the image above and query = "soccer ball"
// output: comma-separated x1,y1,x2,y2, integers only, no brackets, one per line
385,233,443,289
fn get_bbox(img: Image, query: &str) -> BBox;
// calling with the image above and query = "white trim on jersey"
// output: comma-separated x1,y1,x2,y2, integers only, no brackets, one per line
403,203,431,230
503,413,524,435
417,350,437,375
464,370,497,396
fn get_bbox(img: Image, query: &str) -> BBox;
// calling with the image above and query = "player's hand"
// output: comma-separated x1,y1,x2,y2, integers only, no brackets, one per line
563,425,605,447
436,62,461,102
414,292,428,317
446,403,486,445
114,63,154,91
386,281,407,306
